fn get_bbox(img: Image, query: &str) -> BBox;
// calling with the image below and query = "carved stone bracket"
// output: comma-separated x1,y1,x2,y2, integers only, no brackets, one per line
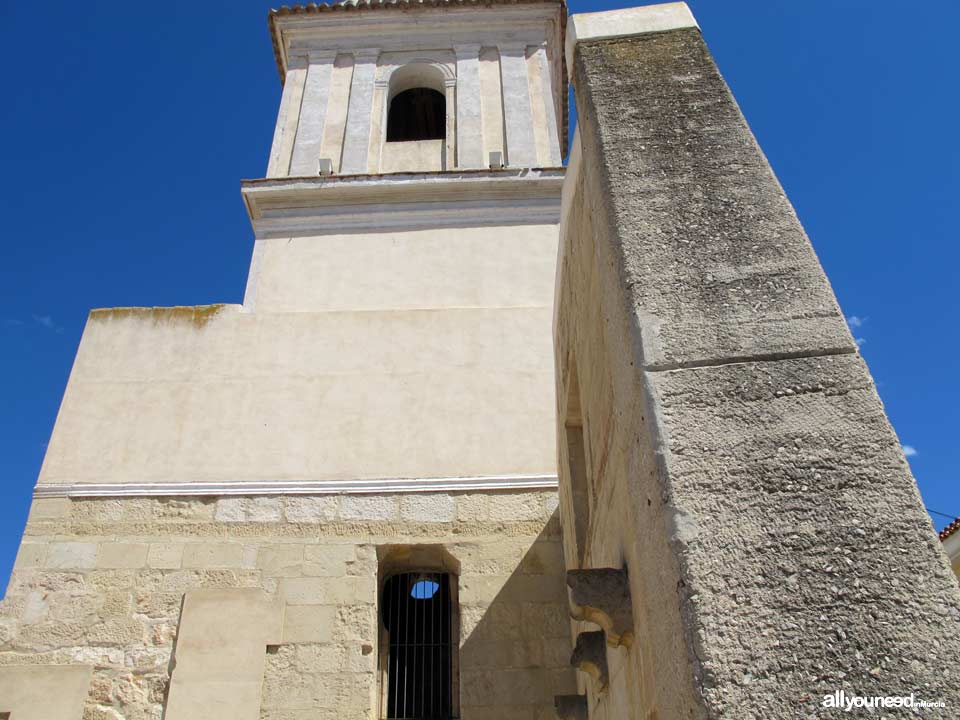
571,630,609,690
567,568,634,647
555,694,589,720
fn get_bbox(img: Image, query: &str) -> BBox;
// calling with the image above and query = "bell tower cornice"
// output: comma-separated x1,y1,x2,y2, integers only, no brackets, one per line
269,1,567,81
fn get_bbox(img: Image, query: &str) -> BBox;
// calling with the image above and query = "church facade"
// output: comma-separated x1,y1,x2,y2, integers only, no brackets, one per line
2,2,959,719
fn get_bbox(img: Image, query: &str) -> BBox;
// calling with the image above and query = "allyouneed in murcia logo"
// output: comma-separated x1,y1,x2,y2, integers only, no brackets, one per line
822,690,946,712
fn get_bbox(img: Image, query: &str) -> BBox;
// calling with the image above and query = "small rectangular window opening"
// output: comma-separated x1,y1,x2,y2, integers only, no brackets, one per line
382,571,455,719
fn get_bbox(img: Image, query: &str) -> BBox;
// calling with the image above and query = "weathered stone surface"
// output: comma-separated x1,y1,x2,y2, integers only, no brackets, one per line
566,568,633,647
555,15,960,720
570,631,608,689
146,543,184,569
340,495,398,521
181,543,244,569
281,605,336,644
400,494,455,522
97,543,149,569
555,694,588,720
0,664,92,719
164,589,283,720
572,28,854,371
46,543,97,570
284,496,339,523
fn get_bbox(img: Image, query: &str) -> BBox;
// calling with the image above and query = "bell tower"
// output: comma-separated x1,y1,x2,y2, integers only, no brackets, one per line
238,0,569,485
264,0,565,177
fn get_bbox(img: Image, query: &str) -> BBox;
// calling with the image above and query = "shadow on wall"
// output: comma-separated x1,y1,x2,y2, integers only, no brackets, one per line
458,508,577,720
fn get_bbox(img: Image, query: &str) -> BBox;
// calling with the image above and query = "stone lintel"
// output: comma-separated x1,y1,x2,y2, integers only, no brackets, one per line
565,2,698,80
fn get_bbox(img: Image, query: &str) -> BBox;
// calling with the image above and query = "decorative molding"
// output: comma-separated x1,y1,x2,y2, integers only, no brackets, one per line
306,49,340,63
242,169,565,237
33,473,559,499
497,41,531,54
453,43,482,58
353,47,383,61
270,5,561,79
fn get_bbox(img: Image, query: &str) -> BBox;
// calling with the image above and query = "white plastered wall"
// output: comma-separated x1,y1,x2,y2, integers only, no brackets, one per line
37,218,559,489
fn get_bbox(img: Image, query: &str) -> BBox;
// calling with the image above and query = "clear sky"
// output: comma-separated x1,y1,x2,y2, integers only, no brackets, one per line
1,0,957,591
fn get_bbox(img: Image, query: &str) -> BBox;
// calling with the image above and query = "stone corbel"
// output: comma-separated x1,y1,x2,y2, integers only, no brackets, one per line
571,630,608,690
567,568,634,647
555,694,589,720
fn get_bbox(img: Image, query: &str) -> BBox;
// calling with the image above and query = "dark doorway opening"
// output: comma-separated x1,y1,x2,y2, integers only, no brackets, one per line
382,571,453,719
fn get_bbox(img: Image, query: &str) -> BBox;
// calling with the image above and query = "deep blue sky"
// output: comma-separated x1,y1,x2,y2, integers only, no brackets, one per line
1,0,957,590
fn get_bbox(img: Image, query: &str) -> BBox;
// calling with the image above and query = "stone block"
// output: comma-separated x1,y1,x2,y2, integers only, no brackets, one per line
0,664,92,720
258,544,305,577
249,496,283,522
542,492,559,518
281,605,336,643
570,631,608,689
96,543,149,569
489,492,543,521
456,494,489,521
303,544,355,577
400,493,455,522
566,568,634,647
46,542,97,570
555,694,588,720
86,617,145,645
181,543,244,569
26,497,72,521
147,543,184,569
165,588,283,720
214,497,247,522
340,495,397,521
154,497,216,520
518,541,565,576
280,576,376,606
13,543,47,569
285,496,339,523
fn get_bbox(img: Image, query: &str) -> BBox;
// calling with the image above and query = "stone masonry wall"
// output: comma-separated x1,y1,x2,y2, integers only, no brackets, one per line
554,20,960,720
0,490,575,720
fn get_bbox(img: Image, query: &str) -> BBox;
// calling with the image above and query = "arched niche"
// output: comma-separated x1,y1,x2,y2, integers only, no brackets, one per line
375,59,456,172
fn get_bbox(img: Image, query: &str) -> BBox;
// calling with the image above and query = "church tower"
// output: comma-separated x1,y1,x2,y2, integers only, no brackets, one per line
1,2,576,718
5,2,960,718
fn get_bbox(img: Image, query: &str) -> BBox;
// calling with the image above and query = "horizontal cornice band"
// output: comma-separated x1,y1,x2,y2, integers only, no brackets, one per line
34,474,560,499
242,169,565,238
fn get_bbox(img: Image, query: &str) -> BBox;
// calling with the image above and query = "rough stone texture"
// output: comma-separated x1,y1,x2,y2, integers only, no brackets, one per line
573,32,855,372
0,491,573,719
566,568,633,647
555,694,588,720
554,23,960,720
